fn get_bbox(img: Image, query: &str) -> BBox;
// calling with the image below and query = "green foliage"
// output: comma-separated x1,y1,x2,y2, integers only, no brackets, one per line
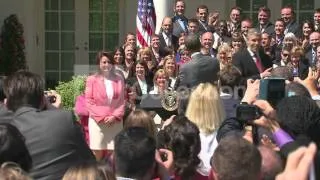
54,75,87,111
0,14,27,75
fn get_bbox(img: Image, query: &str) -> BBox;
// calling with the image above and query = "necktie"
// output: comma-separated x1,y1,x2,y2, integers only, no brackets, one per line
312,49,316,65
178,19,186,31
254,53,263,73
260,25,265,33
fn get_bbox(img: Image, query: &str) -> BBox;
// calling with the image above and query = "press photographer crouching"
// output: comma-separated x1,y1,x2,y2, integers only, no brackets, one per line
2,71,95,180
216,77,320,179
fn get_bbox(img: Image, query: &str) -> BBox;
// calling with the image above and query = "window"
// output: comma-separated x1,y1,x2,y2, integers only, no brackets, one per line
282,0,315,23
236,0,267,26
89,0,119,65
45,0,75,89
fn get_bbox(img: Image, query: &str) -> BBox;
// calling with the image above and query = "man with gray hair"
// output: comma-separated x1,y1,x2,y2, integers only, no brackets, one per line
232,28,273,84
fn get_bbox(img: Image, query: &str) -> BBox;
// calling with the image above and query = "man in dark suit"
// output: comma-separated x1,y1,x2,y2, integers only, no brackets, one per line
281,5,300,35
233,28,273,84
159,17,178,51
2,71,95,180
256,6,275,36
196,5,214,34
177,34,220,114
172,0,188,37
305,32,320,67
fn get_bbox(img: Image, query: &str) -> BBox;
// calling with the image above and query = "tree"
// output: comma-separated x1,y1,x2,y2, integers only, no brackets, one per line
0,14,27,75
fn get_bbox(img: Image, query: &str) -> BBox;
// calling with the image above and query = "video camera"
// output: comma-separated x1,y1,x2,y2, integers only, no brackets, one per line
236,78,285,123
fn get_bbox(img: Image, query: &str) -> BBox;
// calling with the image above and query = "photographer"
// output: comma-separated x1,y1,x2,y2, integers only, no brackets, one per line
2,71,95,180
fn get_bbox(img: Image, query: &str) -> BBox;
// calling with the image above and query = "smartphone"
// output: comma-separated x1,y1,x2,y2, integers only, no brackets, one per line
259,78,286,107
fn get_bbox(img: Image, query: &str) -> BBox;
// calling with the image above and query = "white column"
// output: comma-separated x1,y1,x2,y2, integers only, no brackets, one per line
153,0,174,34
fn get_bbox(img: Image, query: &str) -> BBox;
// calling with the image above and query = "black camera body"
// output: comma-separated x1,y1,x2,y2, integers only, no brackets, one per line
236,103,262,122
236,78,285,122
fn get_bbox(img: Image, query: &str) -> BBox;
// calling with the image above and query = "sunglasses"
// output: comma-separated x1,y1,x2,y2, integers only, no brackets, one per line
282,53,290,57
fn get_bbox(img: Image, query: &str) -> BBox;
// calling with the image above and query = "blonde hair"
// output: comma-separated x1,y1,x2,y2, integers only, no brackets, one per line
153,69,167,85
217,43,233,64
137,47,153,60
186,83,225,134
62,162,115,180
291,46,304,57
124,109,157,139
0,162,31,180
163,55,177,77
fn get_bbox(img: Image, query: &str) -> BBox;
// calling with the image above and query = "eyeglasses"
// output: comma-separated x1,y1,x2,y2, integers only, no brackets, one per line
282,53,290,57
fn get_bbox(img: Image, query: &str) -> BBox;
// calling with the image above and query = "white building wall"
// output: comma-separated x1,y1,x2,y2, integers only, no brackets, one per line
0,0,42,76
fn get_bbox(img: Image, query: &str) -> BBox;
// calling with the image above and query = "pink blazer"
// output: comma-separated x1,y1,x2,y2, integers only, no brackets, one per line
85,74,125,123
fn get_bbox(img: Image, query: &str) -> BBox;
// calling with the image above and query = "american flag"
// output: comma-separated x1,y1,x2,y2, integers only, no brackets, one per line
136,0,156,47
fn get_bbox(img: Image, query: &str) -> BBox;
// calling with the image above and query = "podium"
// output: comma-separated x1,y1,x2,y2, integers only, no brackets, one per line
138,94,178,120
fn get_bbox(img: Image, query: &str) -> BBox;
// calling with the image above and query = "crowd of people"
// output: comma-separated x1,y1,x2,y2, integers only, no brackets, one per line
0,0,319,180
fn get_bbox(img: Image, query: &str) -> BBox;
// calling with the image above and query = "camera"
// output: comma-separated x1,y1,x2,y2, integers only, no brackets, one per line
236,103,262,122
259,78,286,107
44,91,57,103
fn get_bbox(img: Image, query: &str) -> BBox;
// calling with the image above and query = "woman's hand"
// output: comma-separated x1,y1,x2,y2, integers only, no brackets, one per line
103,116,117,127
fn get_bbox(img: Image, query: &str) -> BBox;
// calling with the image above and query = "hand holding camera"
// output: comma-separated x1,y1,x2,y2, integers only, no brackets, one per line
44,90,62,108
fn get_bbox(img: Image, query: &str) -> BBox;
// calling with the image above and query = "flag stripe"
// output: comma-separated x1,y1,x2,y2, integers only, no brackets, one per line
136,0,156,47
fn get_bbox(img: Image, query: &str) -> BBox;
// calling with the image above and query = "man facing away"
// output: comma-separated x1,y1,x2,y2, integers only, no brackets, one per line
2,71,95,180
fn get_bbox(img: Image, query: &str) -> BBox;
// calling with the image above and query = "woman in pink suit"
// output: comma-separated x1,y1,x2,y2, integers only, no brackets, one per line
85,51,125,160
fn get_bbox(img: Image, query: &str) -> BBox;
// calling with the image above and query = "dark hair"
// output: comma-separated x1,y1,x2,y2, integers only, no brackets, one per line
0,123,32,172
114,127,156,179
0,77,5,102
276,96,320,146
230,6,242,14
96,51,114,65
158,116,201,179
113,46,125,65
134,60,148,76
3,71,44,111
212,135,262,180
258,6,271,16
271,66,294,81
258,146,283,180
196,5,208,13
286,82,311,97
185,34,201,53
188,18,199,26
315,8,320,14
219,65,241,90
124,32,136,43
301,20,315,33
275,18,285,25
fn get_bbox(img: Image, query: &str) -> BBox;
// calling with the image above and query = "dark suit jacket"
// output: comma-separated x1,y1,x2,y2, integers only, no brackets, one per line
285,20,300,35
159,33,179,51
178,53,220,88
232,48,273,84
177,53,220,114
256,22,275,36
10,107,95,180
305,48,317,67
126,76,153,102
172,15,188,37
0,104,13,123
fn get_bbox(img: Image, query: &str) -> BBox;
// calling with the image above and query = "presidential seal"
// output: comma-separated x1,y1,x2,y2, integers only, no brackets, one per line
161,90,179,111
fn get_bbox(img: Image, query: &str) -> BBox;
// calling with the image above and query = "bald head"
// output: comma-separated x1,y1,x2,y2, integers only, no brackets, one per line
309,32,320,48
162,17,173,34
258,146,283,180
